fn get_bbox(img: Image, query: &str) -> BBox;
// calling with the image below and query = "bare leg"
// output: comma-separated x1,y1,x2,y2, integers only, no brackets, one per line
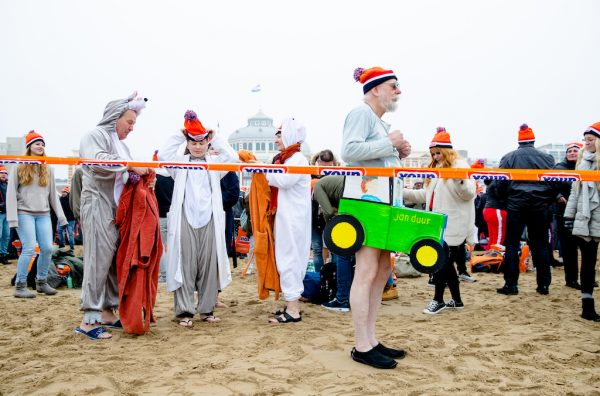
367,251,393,347
101,308,119,324
350,246,381,352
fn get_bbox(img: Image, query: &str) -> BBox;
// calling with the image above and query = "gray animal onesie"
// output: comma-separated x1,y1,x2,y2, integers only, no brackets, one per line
78,96,135,324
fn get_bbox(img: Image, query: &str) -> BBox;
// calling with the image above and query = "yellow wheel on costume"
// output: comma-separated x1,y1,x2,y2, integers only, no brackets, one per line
323,215,364,256
409,239,445,274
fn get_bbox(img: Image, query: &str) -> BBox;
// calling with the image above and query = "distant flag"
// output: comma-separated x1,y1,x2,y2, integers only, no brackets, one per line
250,84,261,93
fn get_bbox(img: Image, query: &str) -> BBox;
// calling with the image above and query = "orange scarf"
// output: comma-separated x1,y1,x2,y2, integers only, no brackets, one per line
270,143,301,213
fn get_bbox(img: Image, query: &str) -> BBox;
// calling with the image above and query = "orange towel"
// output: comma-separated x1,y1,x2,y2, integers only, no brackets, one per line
115,170,162,334
239,150,280,300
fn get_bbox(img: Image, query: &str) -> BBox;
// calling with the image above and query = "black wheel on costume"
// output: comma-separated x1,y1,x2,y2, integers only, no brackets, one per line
323,215,365,257
409,239,445,274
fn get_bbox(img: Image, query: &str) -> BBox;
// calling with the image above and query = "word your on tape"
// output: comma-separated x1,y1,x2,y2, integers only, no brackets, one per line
79,160,128,168
469,171,512,181
395,170,440,179
240,165,287,174
320,167,365,176
538,173,581,182
160,162,208,170
0,159,43,165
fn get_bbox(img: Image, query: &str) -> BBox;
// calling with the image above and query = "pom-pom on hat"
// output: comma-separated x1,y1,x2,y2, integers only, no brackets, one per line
583,122,600,139
354,66,397,94
429,127,453,149
183,110,209,141
518,124,535,144
25,130,45,148
565,141,583,152
0,165,7,174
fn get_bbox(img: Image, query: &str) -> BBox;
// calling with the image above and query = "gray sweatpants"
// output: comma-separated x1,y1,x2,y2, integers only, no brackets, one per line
158,217,168,282
174,212,219,317
80,199,119,325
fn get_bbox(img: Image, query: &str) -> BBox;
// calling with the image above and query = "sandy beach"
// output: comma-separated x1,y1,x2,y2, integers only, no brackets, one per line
0,254,599,396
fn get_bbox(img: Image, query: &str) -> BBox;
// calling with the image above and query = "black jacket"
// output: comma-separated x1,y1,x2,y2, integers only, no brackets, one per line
59,194,76,221
220,172,240,211
155,174,174,218
553,157,576,217
483,179,506,210
496,143,555,212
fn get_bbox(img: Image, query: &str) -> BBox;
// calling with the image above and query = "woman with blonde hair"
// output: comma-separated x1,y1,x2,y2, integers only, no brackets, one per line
564,122,600,321
7,130,67,298
403,127,476,314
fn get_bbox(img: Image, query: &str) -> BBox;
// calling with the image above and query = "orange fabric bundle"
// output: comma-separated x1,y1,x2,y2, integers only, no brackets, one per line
115,170,162,334
239,151,281,300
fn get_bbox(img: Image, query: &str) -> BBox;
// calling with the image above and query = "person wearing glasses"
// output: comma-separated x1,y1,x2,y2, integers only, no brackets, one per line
341,66,411,369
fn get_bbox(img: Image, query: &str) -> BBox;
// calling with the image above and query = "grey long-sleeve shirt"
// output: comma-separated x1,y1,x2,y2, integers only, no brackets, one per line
341,103,401,168
6,165,67,228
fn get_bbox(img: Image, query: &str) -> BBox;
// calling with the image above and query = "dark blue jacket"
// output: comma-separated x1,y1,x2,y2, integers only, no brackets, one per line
496,143,555,212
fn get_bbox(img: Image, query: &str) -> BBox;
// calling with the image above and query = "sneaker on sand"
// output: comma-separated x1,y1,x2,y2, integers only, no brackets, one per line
423,300,446,315
459,272,477,282
322,298,350,312
427,275,435,288
446,299,465,309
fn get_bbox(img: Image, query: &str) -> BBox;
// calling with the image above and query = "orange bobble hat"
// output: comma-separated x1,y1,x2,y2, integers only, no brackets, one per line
429,127,453,149
0,165,7,174
471,159,485,168
63,186,70,193
354,66,397,94
518,124,535,144
183,110,210,141
565,141,583,152
25,130,45,148
583,122,600,139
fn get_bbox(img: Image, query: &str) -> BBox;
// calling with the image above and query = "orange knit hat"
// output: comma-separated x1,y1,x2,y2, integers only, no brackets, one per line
471,159,485,168
429,127,453,149
354,66,397,94
565,141,583,152
584,122,600,139
0,165,7,174
62,186,70,193
183,110,209,140
518,124,535,144
25,130,45,148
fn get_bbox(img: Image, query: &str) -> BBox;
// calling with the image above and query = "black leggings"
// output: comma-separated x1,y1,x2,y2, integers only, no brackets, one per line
577,238,598,295
434,243,462,303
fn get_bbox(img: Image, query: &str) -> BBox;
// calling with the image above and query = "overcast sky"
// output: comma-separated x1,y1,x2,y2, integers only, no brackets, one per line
1,0,599,178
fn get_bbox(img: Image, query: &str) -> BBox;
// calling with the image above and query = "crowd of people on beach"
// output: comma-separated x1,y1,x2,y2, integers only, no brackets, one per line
0,65,599,369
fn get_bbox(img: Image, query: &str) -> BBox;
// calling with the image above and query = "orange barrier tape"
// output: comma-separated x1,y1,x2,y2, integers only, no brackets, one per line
1,155,599,182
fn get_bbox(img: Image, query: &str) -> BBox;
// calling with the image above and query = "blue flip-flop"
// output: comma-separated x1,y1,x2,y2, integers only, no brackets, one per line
102,319,122,330
74,326,111,340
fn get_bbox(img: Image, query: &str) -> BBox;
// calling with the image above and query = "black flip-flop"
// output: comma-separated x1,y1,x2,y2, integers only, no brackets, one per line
271,307,287,316
271,308,304,316
270,311,301,323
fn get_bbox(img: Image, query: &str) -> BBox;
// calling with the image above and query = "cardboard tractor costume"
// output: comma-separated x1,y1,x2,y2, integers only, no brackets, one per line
323,177,447,274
